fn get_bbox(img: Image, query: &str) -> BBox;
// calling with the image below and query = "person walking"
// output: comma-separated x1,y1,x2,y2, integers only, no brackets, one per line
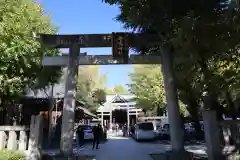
116,123,119,136
92,123,102,149
77,126,84,147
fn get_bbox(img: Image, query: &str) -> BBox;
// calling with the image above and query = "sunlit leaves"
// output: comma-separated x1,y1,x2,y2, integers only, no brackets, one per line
76,66,107,112
128,65,166,114
0,0,60,101
103,0,240,114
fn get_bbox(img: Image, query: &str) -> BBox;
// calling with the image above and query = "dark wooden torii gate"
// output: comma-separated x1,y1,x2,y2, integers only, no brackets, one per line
39,32,184,156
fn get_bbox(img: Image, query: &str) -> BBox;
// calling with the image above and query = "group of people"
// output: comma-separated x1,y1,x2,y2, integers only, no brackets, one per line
111,123,131,137
76,123,103,150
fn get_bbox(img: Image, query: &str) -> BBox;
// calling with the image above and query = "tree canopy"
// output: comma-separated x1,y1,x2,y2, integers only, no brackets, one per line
106,85,127,94
104,0,240,119
0,0,61,103
76,65,107,112
128,65,165,115
128,64,188,116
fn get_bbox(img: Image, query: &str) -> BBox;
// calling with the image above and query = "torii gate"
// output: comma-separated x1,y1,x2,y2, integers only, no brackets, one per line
39,32,184,156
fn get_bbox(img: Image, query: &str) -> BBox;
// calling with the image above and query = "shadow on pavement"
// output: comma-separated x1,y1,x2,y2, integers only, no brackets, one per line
42,155,96,160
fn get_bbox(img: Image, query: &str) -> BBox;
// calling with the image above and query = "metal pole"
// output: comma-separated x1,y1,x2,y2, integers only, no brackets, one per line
101,111,104,128
135,111,138,124
47,85,54,147
109,104,112,131
60,44,79,156
55,100,57,124
127,105,130,135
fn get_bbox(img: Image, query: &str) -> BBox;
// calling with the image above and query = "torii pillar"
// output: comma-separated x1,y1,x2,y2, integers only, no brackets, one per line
60,44,79,155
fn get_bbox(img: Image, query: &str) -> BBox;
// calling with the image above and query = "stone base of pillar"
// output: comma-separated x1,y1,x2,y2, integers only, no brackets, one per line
42,154,95,160
166,150,192,160
152,150,192,160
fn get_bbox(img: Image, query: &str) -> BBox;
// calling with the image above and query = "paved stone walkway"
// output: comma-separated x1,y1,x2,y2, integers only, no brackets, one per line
75,133,169,160
44,134,168,160
96,136,157,160
44,132,207,160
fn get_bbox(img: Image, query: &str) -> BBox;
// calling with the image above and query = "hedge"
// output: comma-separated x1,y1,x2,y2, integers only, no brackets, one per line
0,149,25,160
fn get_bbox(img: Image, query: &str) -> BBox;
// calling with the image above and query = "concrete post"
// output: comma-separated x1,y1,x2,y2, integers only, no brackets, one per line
19,130,28,151
28,115,43,160
0,131,6,149
127,105,130,133
60,44,79,156
202,110,222,160
7,131,17,150
161,49,184,152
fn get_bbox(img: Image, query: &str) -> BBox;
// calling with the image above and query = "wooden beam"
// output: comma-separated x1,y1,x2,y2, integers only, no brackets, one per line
38,33,160,48
43,55,161,66
39,34,112,48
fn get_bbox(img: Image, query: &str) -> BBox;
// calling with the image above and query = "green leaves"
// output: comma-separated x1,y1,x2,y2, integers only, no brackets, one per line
104,0,240,115
76,66,107,112
128,65,166,114
106,85,127,94
0,0,60,101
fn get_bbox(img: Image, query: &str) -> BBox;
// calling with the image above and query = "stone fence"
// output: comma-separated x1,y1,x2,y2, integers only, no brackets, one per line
0,125,29,152
219,120,240,146
0,115,43,160
203,111,240,160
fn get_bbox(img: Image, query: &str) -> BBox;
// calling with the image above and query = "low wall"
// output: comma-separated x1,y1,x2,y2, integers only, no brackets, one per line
0,115,43,160
0,126,29,153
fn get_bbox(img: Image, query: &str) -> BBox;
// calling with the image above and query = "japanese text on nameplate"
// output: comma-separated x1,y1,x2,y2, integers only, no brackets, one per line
57,36,85,45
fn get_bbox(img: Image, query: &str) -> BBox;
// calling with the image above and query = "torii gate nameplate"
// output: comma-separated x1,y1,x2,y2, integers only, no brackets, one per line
40,34,112,48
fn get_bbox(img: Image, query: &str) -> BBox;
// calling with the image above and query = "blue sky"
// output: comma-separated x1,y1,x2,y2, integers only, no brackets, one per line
38,0,133,89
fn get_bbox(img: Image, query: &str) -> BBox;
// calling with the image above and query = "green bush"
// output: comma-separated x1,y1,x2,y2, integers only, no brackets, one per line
0,149,25,160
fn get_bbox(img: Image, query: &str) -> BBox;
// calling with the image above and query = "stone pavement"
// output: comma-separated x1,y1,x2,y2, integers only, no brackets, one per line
44,133,168,160
44,132,208,160
96,135,167,160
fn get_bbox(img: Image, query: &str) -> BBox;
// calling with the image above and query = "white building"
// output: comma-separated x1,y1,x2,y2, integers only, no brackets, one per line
97,94,142,128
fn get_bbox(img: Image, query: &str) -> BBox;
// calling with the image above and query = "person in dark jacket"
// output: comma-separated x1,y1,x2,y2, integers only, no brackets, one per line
122,123,127,136
92,123,102,149
77,126,84,147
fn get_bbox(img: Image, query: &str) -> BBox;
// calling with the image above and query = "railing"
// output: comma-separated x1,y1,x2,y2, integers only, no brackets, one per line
0,126,29,152
0,115,43,159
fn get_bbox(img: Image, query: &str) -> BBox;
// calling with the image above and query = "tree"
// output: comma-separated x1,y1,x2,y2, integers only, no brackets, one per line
0,0,61,103
103,0,240,115
128,65,166,115
76,65,107,112
128,64,188,116
103,0,240,149
113,85,127,94
106,85,127,94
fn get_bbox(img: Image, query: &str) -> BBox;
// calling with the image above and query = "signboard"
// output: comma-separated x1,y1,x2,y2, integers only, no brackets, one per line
112,32,129,63
39,34,112,48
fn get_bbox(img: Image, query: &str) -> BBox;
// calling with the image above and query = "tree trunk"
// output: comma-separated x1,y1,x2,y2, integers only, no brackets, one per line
4,101,13,125
186,101,201,131
161,46,184,152
224,91,236,120
198,59,225,120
